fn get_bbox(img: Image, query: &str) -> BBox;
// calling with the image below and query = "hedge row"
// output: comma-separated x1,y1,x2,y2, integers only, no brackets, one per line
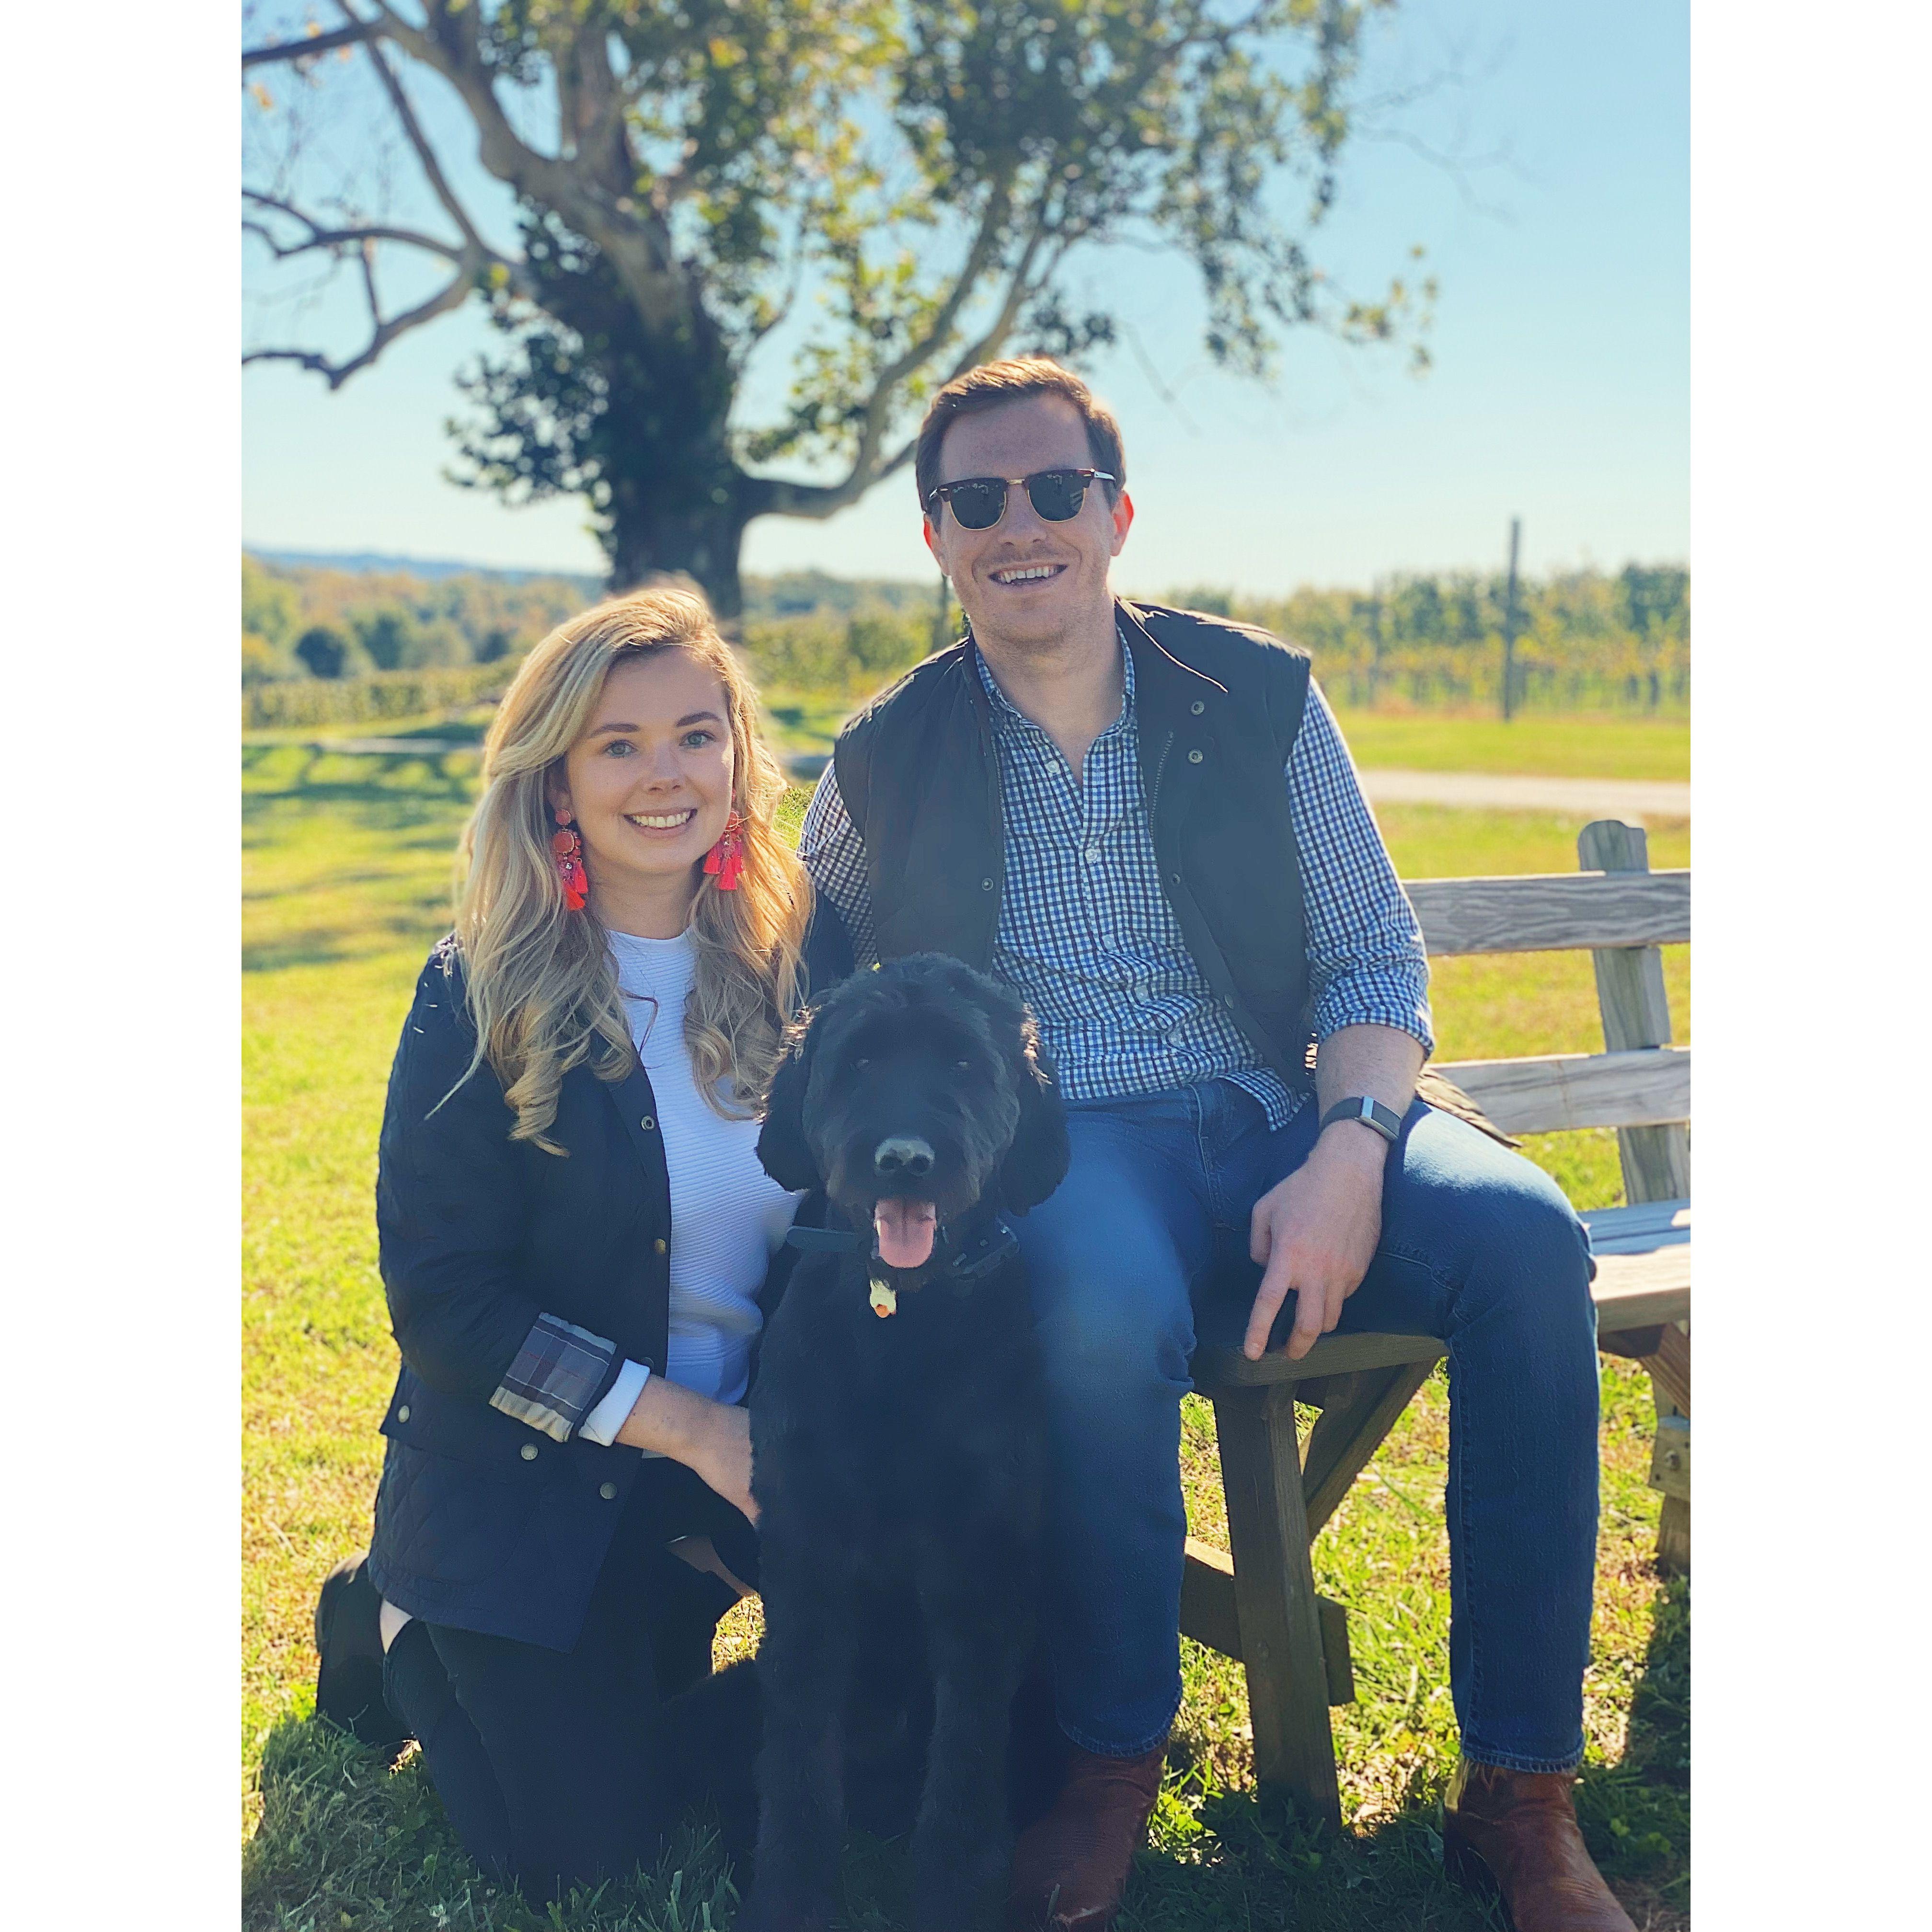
242,660,520,732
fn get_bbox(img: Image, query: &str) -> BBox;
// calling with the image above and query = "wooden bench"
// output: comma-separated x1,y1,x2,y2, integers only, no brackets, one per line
1183,818,1690,1828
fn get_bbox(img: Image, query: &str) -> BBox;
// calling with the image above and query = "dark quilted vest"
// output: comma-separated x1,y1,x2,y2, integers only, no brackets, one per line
833,599,1317,1093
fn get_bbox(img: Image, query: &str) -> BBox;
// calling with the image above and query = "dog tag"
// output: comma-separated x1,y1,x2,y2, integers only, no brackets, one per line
868,1276,898,1318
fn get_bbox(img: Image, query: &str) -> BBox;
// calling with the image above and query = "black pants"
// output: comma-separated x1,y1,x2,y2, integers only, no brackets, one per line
382,1460,761,1898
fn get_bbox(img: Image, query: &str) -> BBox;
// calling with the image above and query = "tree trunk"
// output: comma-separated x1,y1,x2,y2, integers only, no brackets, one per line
604,499,751,623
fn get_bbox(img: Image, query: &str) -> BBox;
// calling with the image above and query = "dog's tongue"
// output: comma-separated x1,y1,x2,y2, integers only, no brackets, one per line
874,1197,938,1270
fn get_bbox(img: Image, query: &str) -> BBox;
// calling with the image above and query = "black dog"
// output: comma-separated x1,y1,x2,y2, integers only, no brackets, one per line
743,954,1071,1932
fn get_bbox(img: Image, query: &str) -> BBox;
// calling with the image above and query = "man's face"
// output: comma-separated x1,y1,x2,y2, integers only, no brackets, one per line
922,394,1133,653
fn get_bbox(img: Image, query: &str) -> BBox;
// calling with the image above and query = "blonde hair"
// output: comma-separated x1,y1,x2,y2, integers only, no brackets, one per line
453,585,811,1151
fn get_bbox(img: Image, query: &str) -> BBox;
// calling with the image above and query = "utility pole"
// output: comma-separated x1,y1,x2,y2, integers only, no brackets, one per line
1500,516,1523,722
934,573,953,654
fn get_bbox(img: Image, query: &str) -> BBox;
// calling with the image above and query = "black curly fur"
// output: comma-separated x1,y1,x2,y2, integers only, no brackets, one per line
742,956,1071,1932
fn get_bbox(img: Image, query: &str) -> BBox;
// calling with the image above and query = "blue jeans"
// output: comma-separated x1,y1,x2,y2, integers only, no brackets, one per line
1013,1081,1599,1774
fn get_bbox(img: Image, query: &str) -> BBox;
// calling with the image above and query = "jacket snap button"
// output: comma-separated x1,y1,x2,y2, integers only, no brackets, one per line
1190,700,1205,715
1223,993,1236,1008
1187,748,1204,764
980,878,994,891
520,1443,539,1461
599,1481,619,1500
640,1116,656,1132
396,1404,410,1423
653,1238,667,1255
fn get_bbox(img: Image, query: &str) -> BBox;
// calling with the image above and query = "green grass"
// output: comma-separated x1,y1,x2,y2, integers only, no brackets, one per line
754,697,1690,785
242,745,1688,1930
1330,711,1688,782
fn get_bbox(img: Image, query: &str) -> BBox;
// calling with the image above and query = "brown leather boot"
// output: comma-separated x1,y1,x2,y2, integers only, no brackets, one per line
1007,1736,1168,1931
1442,1758,1636,1932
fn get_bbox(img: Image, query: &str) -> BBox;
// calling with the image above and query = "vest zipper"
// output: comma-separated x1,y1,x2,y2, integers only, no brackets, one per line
1149,729,1176,821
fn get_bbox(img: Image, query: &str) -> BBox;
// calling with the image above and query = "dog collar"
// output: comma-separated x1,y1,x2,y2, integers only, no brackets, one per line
784,1214,1019,1316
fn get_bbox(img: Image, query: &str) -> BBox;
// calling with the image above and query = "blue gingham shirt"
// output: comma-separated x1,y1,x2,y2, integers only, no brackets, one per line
798,632,1433,1129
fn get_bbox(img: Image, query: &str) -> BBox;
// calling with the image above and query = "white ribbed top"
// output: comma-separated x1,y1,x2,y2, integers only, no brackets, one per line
607,927,802,1405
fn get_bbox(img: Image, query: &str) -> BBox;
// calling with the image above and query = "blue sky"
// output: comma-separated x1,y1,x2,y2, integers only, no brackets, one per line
242,0,1687,594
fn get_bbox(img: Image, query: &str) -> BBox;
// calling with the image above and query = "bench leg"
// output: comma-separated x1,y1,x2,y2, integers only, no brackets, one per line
1645,1323,1690,1575
1300,1359,1439,1536
1211,1385,1342,1828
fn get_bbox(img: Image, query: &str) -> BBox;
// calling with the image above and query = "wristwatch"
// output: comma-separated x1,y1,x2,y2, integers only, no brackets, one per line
1319,1095,1402,1146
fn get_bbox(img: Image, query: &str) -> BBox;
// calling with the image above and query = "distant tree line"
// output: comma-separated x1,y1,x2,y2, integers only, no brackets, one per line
243,554,592,685
242,554,1687,718
1186,565,1690,713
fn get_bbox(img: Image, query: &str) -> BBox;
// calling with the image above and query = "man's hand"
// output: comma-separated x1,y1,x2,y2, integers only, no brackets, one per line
1245,1124,1388,1360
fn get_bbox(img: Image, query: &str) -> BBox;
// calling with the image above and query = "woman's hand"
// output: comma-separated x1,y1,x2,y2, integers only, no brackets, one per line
612,1374,759,1523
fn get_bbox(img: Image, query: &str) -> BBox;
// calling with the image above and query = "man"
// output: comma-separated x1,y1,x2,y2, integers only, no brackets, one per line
799,358,1633,1932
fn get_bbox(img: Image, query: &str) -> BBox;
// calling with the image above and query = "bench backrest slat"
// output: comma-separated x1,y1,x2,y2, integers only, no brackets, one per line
1431,1047,1689,1137
1407,870,1690,957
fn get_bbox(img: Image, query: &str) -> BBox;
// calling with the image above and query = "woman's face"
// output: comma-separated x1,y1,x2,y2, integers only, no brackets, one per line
549,649,736,918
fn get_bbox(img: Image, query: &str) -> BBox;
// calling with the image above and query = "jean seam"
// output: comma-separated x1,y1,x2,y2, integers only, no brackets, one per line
1450,1335,1486,1756
1459,1742,1587,1777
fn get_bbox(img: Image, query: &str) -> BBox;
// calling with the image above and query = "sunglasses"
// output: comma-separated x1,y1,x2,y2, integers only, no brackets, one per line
925,467,1117,532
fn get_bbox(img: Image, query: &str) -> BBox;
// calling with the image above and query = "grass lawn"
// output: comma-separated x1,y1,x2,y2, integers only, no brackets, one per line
748,697,1688,784
242,742,1689,1931
1326,712,1688,783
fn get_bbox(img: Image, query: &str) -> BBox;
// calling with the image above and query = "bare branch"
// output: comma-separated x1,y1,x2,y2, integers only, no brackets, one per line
244,261,478,390
350,12,492,254
749,184,1061,524
242,21,374,68
352,0,696,335
243,189,468,265
835,176,1017,488
759,435,917,521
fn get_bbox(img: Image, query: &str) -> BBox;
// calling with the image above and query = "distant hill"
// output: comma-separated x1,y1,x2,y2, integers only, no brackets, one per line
242,548,937,620
247,547,600,590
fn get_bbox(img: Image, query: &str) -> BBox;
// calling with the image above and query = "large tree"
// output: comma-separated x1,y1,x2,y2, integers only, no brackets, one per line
244,1,1429,615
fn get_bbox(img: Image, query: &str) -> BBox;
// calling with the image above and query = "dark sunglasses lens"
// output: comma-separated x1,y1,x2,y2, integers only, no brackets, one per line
946,480,1007,529
1026,471,1088,521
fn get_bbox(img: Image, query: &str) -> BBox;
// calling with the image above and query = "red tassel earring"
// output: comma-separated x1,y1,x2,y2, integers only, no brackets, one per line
703,810,747,891
552,808,589,910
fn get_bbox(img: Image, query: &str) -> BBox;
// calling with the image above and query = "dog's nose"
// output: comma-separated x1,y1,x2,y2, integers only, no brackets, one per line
873,1136,935,1180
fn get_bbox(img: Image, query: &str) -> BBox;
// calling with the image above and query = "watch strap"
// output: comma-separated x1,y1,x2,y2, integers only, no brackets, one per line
1319,1095,1402,1145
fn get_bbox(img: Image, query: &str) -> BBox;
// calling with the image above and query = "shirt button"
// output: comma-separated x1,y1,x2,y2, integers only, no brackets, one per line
1191,700,1206,715
396,1404,410,1423
653,1238,667,1254
520,1443,539,1461
640,1116,656,1131
599,1481,619,1500
1188,748,1204,764
1084,847,1102,864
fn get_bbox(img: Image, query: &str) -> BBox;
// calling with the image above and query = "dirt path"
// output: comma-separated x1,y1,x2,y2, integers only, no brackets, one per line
1357,767,1690,819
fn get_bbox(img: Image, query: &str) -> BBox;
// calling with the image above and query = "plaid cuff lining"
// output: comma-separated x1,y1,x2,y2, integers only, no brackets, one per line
489,1313,618,1443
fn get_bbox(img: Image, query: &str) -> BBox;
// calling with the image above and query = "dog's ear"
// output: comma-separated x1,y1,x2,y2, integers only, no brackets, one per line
998,1019,1071,1215
756,1012,823,1191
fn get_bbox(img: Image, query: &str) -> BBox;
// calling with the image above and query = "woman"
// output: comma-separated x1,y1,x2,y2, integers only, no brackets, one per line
312,586,849,1897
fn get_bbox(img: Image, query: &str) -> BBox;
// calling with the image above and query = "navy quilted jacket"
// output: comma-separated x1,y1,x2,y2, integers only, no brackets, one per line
366,910,851,1652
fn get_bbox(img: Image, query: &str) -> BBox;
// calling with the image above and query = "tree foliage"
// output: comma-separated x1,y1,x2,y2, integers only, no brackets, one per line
244,1,1429,613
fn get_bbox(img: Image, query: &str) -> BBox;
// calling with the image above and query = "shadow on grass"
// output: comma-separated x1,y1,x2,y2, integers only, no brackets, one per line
249,1714,1615,1932
243,913,453,976
1574,1570,1690,1924
243,765,478,820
